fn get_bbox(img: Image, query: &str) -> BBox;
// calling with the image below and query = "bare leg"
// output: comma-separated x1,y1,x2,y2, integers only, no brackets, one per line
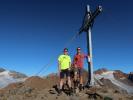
67,76,71,88
60,79,64,90
74,72,78,81
80,75,83,85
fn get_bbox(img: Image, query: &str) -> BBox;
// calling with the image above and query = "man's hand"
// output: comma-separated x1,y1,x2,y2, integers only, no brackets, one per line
88,55,91,62
68,67,71,71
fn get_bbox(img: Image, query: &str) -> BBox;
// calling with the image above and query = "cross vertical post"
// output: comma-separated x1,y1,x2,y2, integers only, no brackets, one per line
79,5,102,87
86,5,94,87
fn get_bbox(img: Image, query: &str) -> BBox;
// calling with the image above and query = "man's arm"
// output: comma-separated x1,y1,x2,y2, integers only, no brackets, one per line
69,62,71,70
84,54,89,58
84,54,91,63
73,55,77,68
68,56,71,70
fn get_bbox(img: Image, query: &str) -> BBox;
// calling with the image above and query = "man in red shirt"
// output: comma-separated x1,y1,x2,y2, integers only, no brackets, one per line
73,47,89,88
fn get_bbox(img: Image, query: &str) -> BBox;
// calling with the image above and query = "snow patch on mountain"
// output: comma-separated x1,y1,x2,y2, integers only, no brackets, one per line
0,70,27,88
95,71,133,94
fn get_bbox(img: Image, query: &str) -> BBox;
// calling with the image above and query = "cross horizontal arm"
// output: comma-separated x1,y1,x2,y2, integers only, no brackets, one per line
79,6,102,34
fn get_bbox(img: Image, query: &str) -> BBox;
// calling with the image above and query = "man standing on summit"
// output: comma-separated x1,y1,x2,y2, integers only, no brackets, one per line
73,47,89,89
58,48,72,94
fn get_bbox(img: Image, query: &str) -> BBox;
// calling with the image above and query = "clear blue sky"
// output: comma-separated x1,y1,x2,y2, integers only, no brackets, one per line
0,0,133,76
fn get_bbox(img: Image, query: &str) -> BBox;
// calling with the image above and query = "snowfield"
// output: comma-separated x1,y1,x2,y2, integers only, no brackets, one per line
95,71,133,94
0,70,26,88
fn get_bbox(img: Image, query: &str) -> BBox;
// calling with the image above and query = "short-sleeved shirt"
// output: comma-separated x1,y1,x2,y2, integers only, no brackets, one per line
73,54,87,69
58,54,71,70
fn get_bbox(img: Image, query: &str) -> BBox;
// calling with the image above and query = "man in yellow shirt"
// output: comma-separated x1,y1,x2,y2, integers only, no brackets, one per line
58,48,72,94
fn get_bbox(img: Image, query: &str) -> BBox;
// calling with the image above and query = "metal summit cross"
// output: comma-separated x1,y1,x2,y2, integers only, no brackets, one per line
79,5,102,87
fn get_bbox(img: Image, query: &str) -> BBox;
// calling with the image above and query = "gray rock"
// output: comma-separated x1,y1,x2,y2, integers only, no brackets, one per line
10,70,27,78
0,68,6,72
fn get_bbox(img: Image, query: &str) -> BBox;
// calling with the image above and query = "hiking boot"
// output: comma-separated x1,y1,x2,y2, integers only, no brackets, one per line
70,87,73,93
58,89,62,95
67,87,73,96
79,84,83,91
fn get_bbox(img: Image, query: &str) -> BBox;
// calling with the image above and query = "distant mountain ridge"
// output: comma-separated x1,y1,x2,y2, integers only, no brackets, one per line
0,68,133,100
0,67,27,88
94,68,133,94
0,68,6,72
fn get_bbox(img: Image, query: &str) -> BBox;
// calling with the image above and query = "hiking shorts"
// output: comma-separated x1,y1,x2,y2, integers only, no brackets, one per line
74,67,83,77
60,69,70,79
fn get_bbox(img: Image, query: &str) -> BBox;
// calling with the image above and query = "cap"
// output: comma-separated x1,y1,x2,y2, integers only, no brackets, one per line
64,48,68,52
77,47,81,50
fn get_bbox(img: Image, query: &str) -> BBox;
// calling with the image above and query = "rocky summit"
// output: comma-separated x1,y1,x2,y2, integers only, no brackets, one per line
0,68,133,100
